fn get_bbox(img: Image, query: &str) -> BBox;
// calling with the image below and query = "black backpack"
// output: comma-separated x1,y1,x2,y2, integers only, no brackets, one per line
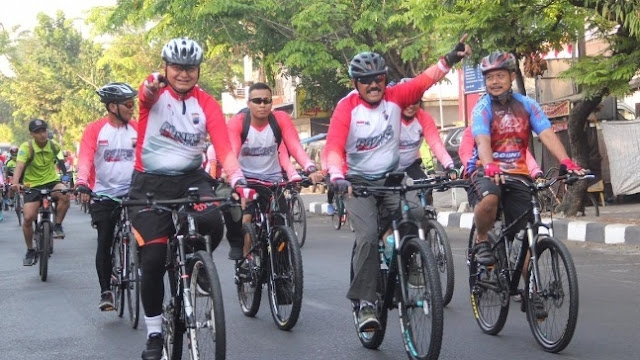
238,108,282,148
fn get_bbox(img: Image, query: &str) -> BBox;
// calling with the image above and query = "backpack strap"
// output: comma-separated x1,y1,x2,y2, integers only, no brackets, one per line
24,139,61,168
239,108,282,148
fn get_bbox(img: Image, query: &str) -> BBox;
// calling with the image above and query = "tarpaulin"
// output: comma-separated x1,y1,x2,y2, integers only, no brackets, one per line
601,120,640,195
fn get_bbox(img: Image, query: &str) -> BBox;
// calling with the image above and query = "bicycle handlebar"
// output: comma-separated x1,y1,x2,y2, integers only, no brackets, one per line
351,178,469,198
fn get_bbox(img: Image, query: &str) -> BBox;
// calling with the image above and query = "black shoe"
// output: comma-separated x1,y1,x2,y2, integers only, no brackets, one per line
99,291,115,311
228,246,244,261
141,333,163,360
53,224,65,239
357,304,380,332
23,249,37,266
474,241,495,266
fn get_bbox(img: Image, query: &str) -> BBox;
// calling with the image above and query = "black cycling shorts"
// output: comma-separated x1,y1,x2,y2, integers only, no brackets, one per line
23,181,62,204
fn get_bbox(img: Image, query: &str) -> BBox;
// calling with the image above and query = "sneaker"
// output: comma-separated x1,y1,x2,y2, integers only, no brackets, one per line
357,303,380,332
141,333,163,360
474,241,495,266
228,246,244,261
23,249,37,266
53,224,65,239
326,203,335,216
531,296,548,320
99,291,115,311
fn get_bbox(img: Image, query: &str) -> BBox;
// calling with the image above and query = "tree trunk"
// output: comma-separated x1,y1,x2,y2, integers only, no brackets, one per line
513,55,526,96
556,96,602,216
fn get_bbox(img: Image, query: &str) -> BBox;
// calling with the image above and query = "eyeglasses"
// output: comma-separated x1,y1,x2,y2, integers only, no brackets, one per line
118,100,135,109
249,97,273,105
357,74,386,85
168,63,199,74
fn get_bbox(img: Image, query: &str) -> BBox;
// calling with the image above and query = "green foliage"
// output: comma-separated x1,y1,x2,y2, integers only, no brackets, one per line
0,124,14,143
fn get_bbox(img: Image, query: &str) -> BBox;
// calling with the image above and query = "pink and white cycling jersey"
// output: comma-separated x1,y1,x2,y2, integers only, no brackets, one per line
76,117,138,197
398,109,453,171
136,83,243,185
228,110,315,182
325,59,450,181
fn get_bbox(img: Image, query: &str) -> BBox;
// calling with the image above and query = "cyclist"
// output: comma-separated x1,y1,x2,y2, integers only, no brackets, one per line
133,38,250,360
467,51,584,266
0,157,4,221
4,146,19,207
11,119,71,266
227,82,323,259
324,36,471,331
75,82,139,312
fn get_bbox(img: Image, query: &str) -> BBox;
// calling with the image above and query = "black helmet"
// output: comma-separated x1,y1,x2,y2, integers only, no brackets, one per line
348,52,388,79
96,82,138,104
480,51,517,75
162,38,203,66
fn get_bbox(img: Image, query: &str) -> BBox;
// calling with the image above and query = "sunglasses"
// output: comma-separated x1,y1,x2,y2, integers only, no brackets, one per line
168,63,199,73
357,74,386,85
249,97,273,105
118,100,135,109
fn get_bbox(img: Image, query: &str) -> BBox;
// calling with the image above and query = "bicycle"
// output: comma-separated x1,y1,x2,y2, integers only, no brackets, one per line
284,175,312,248
349,173,443,360
234,179,304,330
14,188,23,226
124,188,235,360
90,193,141,329
537,166,599,217
24,187,68,281
414,176,469,307
467,173,592,353
331,190,354,232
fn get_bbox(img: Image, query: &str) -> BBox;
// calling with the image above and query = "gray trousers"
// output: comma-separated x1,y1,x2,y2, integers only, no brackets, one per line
345,178,424,302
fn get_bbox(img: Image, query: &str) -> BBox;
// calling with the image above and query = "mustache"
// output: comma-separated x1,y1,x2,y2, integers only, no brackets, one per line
367,87,382,93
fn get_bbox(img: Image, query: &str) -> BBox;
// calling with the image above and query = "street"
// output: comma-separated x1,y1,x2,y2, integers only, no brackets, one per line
1,198,639,360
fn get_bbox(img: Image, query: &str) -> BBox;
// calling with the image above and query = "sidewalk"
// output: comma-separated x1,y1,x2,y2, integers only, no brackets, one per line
303,188,640,246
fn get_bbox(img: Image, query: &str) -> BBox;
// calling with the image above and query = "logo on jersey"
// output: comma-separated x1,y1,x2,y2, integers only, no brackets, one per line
159,121,201,146
191,113,200,125
355,124,394,151
355,120,370,127
98,140,109,146
240,144,277,157
399,138,422,150
104,148,135,162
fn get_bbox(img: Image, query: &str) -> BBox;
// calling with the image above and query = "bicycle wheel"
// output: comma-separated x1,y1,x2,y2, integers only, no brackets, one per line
581,193,599,217
112,234,124,316
525,236,579,353
468,229,509,335
162,262,184,360
39,222,51,282
14,193,22,226
236,223,263,317
188,250,226,360
350,241,388,349
331,196,343,230
126,237,141,329
267,226,303,330
398,236,443,360
422,218,455,307
290,194,307,248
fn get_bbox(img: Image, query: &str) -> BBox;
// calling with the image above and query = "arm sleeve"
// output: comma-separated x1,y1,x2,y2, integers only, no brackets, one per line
226,114,243,157
278,144,300,180
76,122,99,187
458,127,475,169
203,98,244,186
276,112,315,171
416,110,453,168
325,98,351,181
525,149,542,177
138,74,162,109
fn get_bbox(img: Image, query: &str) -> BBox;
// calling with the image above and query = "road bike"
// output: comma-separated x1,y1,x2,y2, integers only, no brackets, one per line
284,175,312,248
467,173,591,353
124,188,235,360
349,173,443,360
91,193,141,329
234,179,304,330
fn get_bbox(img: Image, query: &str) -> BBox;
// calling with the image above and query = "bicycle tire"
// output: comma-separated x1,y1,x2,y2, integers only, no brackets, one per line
290,194,307,248
525,236,579,353
14,193,22,226
398,236,443,360
236,223,263,317
162,263,184,360
422,218,455,307
331,196,343,230
348,213,354,232
350,241,388,349
267,226,303,330
468,228,509,335
112,234,124,317
128,237,141,329
189,250,226,360
39,222,51,282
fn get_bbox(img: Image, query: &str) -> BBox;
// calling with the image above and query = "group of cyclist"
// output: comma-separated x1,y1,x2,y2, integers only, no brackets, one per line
4,32,586,359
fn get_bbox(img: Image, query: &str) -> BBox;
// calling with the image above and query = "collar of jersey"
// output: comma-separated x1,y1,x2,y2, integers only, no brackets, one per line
165,84,197,101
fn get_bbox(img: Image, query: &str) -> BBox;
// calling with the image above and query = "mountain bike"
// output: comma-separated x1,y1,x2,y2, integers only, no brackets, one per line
349,173,443,360
14,190,23,226
234,179,304,330
91,193,141,329
414,176,468,307
284,175,312,248
467,173,591,353
331,191,354,232
125,188,235,360
537,166,599,217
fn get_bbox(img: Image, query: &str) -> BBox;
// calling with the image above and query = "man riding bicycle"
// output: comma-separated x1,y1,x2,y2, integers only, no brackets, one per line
3,146,19,207
11,119,70,266
324,36,471,332
467,51,585,266
133,38,251,360
75,82,139,312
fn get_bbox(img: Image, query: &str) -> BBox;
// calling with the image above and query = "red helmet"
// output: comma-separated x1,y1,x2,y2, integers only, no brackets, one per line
480,51,517,75
9,146,18,155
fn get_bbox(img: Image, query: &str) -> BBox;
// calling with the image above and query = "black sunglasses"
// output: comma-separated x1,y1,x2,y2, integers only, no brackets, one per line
249,97,273,105
357,74,386,85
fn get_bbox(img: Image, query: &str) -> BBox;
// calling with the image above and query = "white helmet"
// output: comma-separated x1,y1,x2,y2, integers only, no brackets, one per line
161,38,203,66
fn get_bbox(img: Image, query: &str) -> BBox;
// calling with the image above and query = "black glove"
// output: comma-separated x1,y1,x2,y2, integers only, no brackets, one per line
444,42,466,67
331,179,351,193
76,184,92,195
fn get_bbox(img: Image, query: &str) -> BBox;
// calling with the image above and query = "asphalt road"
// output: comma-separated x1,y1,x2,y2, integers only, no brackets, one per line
1,199,639,360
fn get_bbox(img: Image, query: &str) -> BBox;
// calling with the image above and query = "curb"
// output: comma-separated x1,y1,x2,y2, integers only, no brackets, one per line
438,211,640,246
308,202,331,215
